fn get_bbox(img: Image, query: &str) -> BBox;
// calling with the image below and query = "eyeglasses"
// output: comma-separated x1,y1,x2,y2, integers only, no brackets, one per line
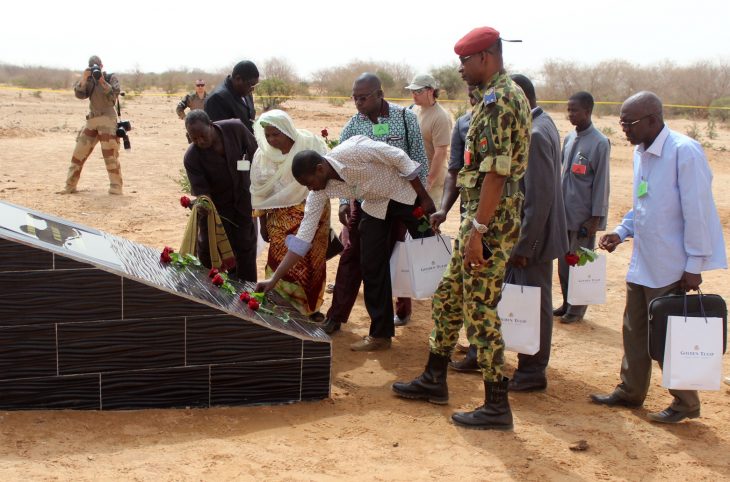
619,113,655,128
195,84,205,87
458,54,475,65
352,90,378,102
411,88,426,95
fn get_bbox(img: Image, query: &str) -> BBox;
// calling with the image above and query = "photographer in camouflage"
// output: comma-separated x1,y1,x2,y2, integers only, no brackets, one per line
59,55,123,195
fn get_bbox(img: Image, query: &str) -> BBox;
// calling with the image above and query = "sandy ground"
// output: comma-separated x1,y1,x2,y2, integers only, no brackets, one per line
1,88,729,481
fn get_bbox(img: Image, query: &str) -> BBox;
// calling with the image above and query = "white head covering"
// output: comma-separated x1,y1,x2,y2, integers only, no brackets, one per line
250,110,328,210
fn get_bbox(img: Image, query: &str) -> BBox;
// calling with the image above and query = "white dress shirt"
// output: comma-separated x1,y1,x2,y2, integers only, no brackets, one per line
614,126,726,288
287,135,420,255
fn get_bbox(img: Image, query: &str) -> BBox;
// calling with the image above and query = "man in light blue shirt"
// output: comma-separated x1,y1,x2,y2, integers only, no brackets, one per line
591,91,726,424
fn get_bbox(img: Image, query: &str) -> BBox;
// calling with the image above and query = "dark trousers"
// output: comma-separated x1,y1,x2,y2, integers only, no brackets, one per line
197,210,257,283
223,212,257,282
507,260,554,381
615,281,700,412
326,201,411,324
358,200,430,339
557,230,596,317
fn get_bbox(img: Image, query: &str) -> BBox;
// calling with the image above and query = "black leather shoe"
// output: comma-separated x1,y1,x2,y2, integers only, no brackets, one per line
648,407,700,423
552,304,567,317
589,392,642,408
321,318,341,334
509,378,547,392
560,313,583,324
449,345,479,372
394,314,410,327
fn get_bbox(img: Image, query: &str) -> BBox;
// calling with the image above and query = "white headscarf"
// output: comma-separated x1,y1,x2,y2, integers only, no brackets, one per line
250,110,328,210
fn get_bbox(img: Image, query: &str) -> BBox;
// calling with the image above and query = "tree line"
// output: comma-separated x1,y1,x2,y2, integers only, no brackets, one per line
2,58,728,118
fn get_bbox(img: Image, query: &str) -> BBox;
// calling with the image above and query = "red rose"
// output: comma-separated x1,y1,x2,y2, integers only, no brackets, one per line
208,267,219,278
565,253,580,267
239,291,251,302
412,206,425,218
160,246,174,263
180,196,191,208
248,299,260,310
321,128,329,138
212,274,224,286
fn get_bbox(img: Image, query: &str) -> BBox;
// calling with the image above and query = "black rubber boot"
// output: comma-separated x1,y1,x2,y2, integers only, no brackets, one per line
392,352,450,404
449,344,479,372
451,378,514,430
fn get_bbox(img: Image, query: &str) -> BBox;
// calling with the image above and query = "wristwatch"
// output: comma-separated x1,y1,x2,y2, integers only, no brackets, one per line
471,218,488,234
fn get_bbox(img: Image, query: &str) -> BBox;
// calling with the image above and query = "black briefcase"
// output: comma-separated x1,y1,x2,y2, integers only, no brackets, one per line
648,293,727,362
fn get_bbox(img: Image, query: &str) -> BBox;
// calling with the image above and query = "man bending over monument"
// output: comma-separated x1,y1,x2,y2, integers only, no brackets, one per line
255,135,435,351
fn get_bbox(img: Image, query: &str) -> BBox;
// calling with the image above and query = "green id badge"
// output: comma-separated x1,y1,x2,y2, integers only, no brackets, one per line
637,180,648,197
372,124,389,136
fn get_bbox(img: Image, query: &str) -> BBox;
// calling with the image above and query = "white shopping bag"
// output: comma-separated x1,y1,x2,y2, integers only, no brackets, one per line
567,254,606,305
662,315,724,390
390,240,414,298
255,218,267,258
403,235,452,299
389,235,452,299
498,283,541,355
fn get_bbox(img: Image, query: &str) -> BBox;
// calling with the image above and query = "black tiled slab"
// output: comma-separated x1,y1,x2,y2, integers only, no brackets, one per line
0,374,100,410
0,324,57,380
186,315,302,365
58,318,185,374
0,236,53,272
123,278,218,319
211,360,301,406
101,366,210,409
54,254,94,270
303,340,331,359
0,269,121,326
301,357,331,401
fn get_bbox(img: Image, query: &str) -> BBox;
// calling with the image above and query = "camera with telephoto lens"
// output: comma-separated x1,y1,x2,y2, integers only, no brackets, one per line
116,120,132,150
89,64,102,81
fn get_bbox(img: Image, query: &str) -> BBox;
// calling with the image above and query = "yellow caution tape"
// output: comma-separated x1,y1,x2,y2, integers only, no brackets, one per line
1,85,728,110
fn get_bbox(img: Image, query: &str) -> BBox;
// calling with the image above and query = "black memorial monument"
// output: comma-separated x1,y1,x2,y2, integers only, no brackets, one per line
0,200,331,410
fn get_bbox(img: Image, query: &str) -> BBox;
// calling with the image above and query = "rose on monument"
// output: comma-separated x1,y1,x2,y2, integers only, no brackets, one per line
238,291,291,322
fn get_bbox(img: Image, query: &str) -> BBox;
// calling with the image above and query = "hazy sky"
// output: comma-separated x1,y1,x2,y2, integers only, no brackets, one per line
2,0,728,79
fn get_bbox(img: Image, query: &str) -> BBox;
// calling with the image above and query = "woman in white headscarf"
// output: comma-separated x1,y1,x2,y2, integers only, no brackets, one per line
251,110,330,319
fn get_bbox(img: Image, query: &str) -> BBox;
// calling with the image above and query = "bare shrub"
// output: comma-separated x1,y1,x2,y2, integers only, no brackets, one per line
312,60,414,98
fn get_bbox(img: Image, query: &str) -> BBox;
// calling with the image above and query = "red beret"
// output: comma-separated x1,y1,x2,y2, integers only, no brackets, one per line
454,27,500,56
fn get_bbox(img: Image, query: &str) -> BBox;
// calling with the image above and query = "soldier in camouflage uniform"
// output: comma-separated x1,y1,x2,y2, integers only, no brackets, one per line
176,80,207,119
392,27,531,431
60,56,123,195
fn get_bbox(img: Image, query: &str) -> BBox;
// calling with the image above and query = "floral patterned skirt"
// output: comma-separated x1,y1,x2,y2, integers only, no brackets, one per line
264,203,329,316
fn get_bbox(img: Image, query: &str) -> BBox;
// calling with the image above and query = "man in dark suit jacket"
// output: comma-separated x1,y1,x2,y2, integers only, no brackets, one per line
449,75,569,391
506,74,568,391
184,110,258,281
204,60,259,132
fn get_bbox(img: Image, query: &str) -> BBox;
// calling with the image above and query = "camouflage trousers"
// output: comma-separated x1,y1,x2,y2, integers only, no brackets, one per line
429,194,522,381
65,115,122,192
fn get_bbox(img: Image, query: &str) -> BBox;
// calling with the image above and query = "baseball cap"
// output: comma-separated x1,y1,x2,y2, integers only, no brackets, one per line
405,73,438,90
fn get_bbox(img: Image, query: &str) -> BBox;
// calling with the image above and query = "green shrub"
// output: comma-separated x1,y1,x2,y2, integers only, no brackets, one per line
709,97,730,122
601,126,616,137
685,123,702,140
257,78,294,111
173,168,191,194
